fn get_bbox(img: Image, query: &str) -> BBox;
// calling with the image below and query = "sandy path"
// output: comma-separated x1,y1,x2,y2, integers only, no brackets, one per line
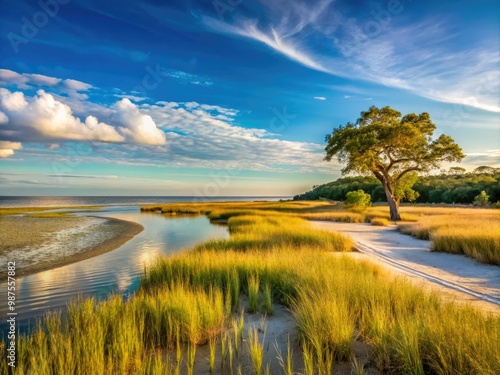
312,221,500,313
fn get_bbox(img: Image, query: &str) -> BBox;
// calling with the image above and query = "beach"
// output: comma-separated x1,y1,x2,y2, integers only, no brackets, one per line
0,215,144,280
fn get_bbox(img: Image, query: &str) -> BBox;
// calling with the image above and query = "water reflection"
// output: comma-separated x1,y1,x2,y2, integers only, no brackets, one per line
0,207,229,332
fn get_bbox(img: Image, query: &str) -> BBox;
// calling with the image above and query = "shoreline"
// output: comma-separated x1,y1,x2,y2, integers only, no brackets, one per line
0,216,144,281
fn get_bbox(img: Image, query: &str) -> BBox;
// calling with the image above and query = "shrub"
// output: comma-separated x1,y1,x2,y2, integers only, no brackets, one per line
345,189,372,208
473,191,490,206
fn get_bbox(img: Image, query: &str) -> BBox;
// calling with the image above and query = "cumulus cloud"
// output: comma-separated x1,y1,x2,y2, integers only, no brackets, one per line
113,99,167,145
0,89,167,157
0,141,22,158
0,111,9,124
0,89,124,143
1,90,28,110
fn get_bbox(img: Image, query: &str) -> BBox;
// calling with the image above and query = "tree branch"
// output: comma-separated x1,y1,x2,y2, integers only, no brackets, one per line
395,167,422,182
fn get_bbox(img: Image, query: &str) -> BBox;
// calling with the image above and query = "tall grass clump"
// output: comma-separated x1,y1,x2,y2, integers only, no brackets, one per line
248,327,264,375
370,217,390,226
276,337,294,375
247,274,260,313
262,281,274,315
294,287,354,366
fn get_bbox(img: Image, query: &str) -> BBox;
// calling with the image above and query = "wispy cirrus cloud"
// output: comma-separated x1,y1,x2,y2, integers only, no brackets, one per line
162,69,213,86
313,96,326,101
200,0,500,112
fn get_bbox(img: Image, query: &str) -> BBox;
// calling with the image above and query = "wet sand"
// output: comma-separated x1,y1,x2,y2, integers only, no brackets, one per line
0,215,143,280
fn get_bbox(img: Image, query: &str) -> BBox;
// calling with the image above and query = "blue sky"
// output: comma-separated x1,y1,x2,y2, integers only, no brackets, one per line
0,0,498,196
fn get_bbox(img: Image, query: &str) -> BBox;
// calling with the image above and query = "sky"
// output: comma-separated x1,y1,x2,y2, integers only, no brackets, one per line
0,0,498,196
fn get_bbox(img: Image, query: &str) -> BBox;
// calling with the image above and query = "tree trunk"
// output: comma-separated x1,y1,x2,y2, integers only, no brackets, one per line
383,184,401,221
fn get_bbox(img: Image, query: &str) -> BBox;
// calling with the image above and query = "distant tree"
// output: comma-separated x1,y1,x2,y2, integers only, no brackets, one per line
473,166,496,175
325,106,464,220
448,167,466,175
473,191,490,206
345,189,371,208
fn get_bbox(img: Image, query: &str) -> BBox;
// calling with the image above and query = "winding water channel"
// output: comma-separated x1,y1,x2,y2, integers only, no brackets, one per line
0,206,229,333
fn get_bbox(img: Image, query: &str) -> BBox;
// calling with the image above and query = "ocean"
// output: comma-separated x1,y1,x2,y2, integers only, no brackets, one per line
0,196,291,208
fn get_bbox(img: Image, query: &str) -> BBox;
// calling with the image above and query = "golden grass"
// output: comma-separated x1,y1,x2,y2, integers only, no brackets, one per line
370,218,390,226
0,206,102,215
3,201,499,374
397,210,500,265
24,212,73,218
140,200,334,215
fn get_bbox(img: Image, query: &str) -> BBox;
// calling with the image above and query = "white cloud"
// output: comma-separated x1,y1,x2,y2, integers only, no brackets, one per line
29,74,61,86
0,141,22,158
62,79,92,91
0,111,9,124
114,94,147,102
0,68,92,92
162,69,213,86
314,96,326,100
344,95,351,99
0,149,14,158
113,99,167,145
0,89,124,143
0,89,28,110
203,17,331,75
0,89,167,156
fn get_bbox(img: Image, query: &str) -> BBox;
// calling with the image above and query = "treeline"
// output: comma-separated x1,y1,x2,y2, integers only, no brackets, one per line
294,167,500,204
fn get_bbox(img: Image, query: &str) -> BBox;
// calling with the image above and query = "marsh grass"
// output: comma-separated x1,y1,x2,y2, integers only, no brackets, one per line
247,274,260,313
276,337,294,375
208,335,217,373
25,212,73,218
370,217,390,226
248,326,264,375
262,281,274,315
302,341,314,375
396,209,500,265
232,317,241,357
0,205,102,216
5,201,500,374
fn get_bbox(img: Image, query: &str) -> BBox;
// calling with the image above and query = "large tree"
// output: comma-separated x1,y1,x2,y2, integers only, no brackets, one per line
324,106,464,220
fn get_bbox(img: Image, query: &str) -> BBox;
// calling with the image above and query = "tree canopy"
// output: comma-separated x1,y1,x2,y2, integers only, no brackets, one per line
324,106,464,220
293,169,500,205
